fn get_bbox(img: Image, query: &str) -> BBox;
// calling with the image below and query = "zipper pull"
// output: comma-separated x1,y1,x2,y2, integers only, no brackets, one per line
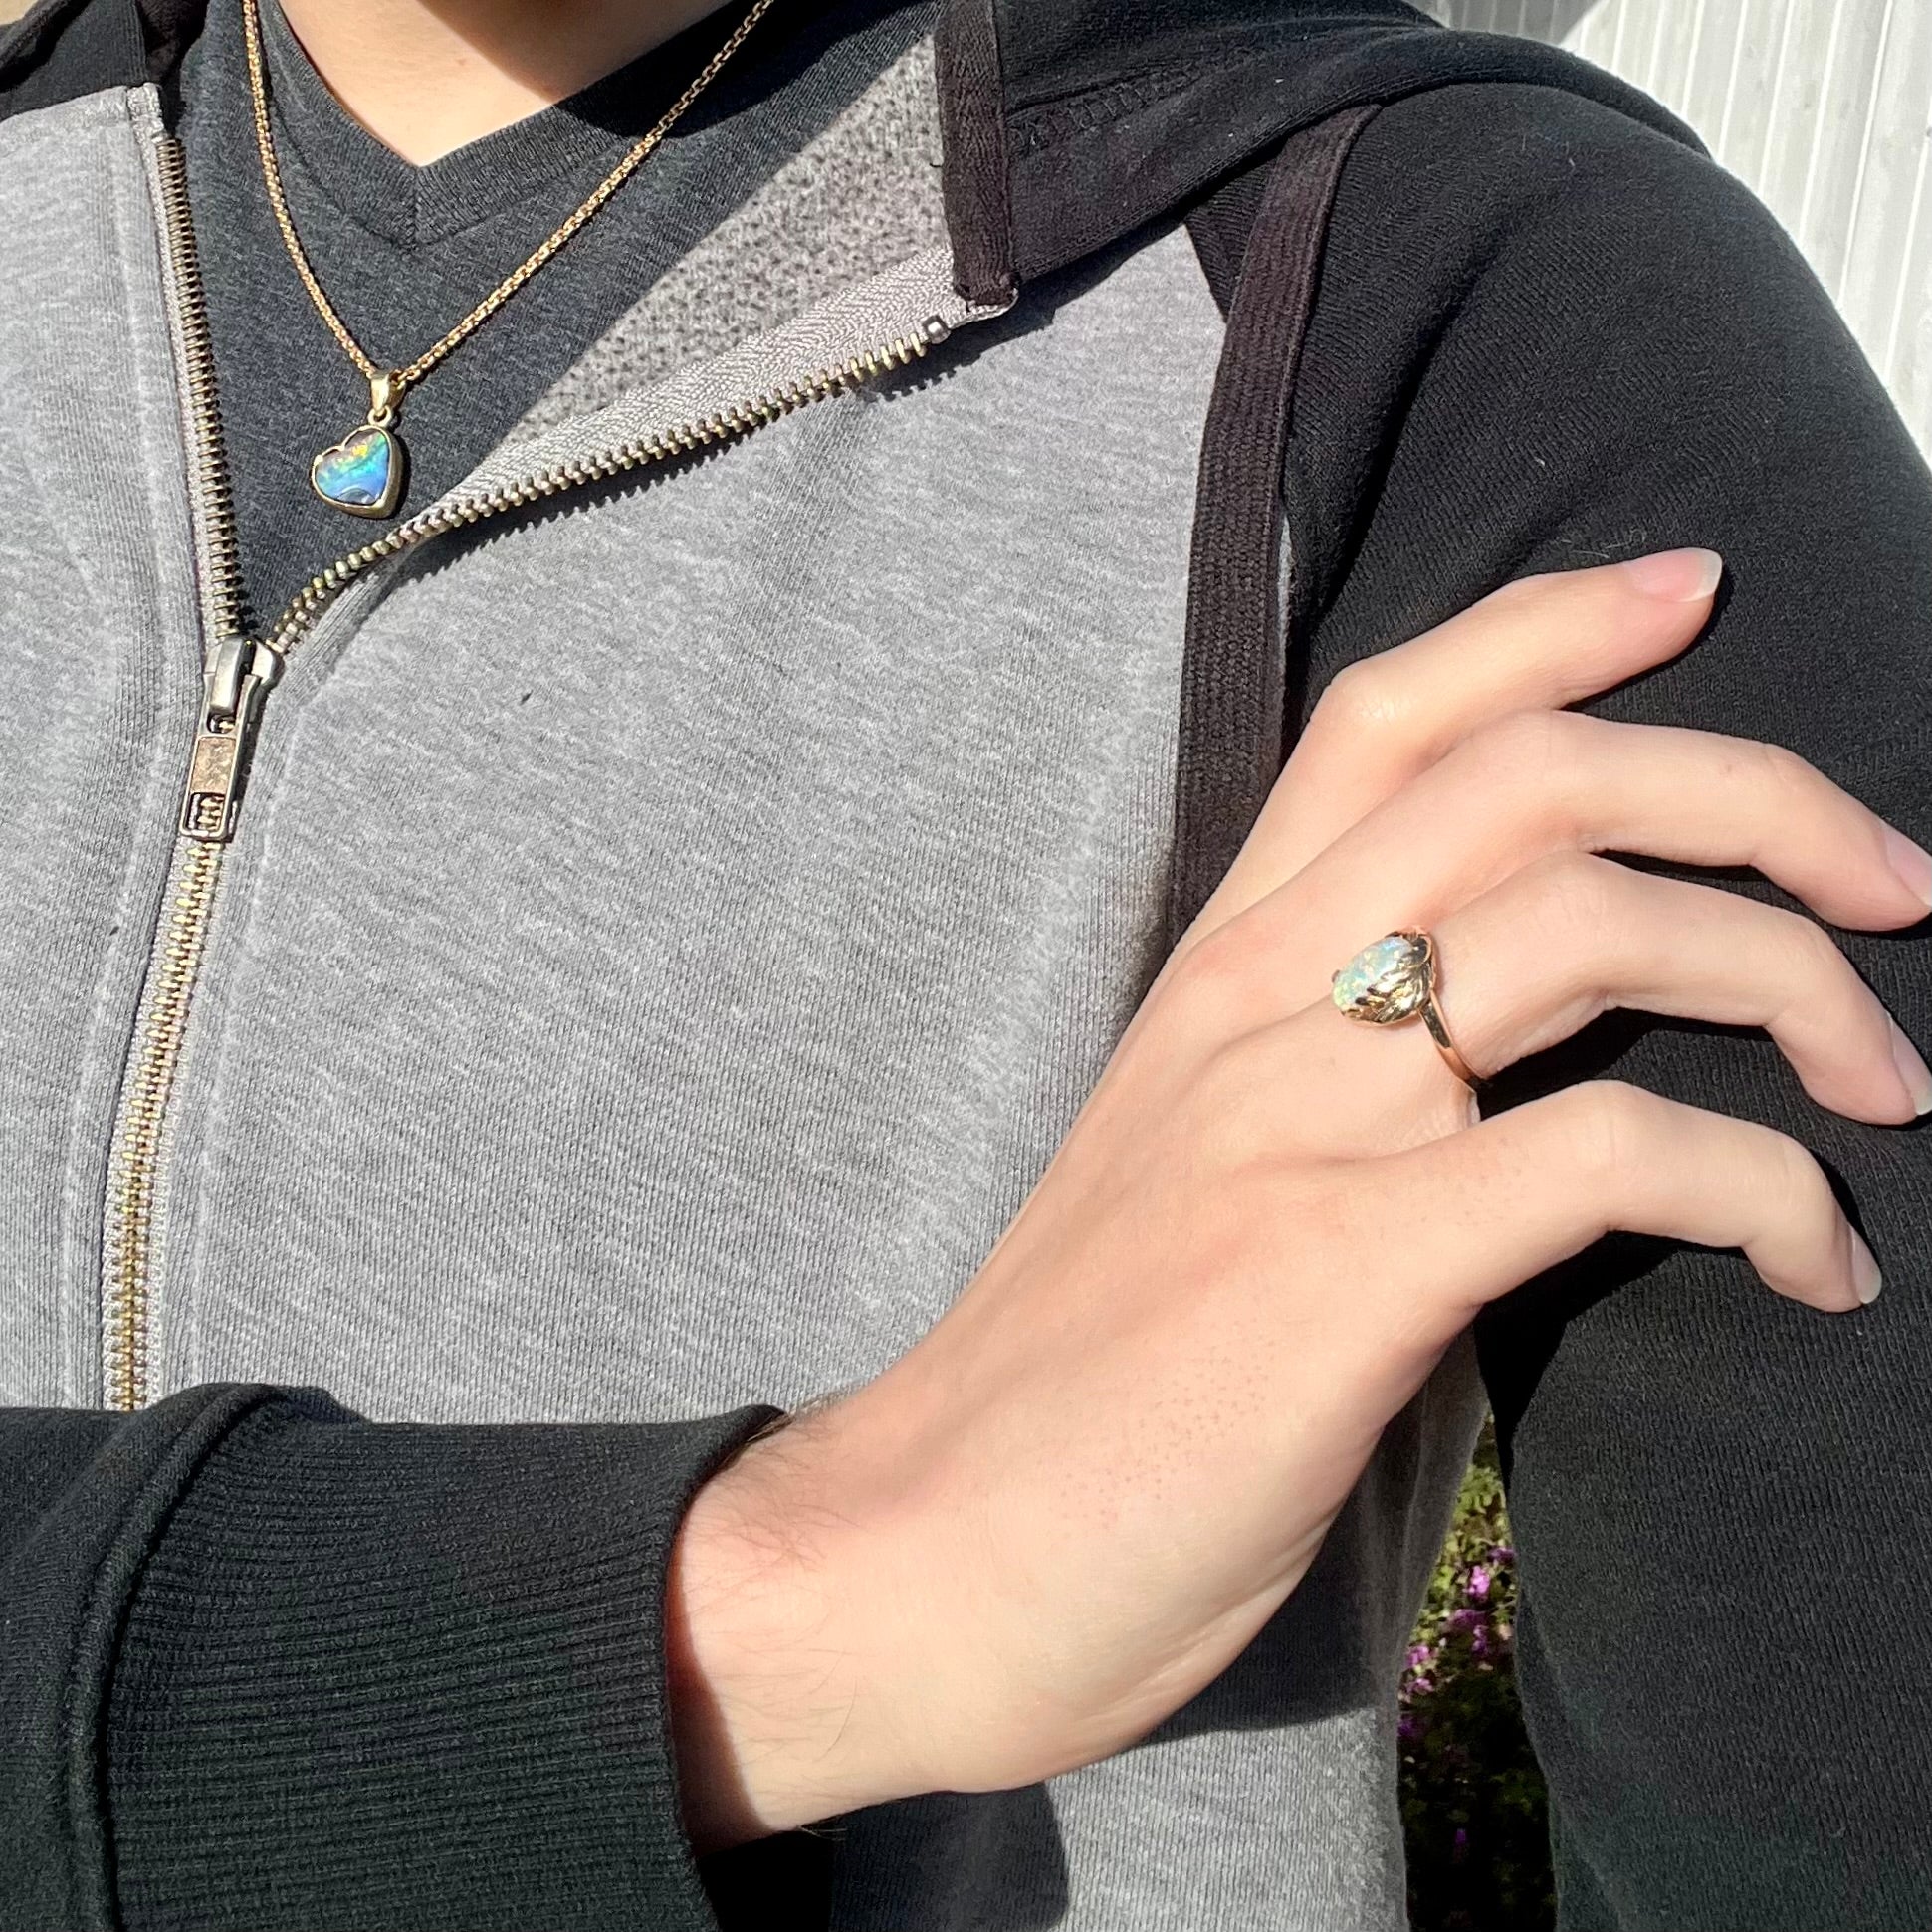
179,638,284,842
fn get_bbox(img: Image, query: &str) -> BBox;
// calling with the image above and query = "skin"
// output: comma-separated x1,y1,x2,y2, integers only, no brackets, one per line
665,551,1930,1847
277,0,737,163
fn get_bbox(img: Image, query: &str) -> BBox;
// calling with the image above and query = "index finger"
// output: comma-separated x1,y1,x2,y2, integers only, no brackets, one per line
1175,548,1726,964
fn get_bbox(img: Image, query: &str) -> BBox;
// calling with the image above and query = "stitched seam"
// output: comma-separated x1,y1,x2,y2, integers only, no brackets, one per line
1010,62,1211,155
1007,30,1285,156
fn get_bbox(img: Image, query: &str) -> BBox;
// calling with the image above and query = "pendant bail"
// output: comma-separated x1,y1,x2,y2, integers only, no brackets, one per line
367,370,402,428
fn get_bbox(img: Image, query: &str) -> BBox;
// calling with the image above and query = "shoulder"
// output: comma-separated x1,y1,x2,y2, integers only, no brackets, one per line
1276,72,1900,648
1332,78,1806,311
1293,72,1844,428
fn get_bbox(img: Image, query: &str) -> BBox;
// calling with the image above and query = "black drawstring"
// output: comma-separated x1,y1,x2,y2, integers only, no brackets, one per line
1167,105,1381,955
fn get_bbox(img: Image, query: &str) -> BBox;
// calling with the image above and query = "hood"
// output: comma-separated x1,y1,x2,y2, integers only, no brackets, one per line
934,0,1700,303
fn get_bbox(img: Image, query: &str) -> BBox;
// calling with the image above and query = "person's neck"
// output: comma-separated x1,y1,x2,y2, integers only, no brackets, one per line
276,0,737,164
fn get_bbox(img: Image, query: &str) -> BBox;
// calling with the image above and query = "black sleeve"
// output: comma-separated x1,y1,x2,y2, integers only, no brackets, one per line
0,1384,787,1932
1288,84,1932,1929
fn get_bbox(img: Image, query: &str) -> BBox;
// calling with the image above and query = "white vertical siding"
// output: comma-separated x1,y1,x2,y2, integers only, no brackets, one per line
1426,0,1932,456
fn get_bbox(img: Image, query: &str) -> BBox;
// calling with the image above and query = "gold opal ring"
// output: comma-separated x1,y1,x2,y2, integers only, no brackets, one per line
1331,929,1482,1091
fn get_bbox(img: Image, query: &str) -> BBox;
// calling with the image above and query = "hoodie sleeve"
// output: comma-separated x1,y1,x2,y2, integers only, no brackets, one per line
0,1385,789,1932
1287,81,1932,1927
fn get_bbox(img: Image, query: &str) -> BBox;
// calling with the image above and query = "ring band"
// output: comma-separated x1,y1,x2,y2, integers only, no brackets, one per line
1331,929,1483,1091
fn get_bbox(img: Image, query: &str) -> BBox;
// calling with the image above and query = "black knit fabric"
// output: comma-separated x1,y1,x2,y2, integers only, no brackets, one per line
1169,104,1378,951
932,0,1013,307
0,1390,271,1932
1283,83,1932,1930
0,1387,776,1932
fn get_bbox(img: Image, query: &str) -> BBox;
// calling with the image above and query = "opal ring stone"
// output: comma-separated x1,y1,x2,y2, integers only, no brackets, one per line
311,421,405,518
1332,929,1482,1091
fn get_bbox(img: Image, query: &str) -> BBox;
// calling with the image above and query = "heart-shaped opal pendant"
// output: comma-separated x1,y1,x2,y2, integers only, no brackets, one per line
311,422,405,517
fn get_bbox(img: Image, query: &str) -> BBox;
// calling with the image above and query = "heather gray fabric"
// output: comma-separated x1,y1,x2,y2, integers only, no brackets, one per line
0,87,210,1415
521,35,950,431
177,0,939,627
0,69,1480,1932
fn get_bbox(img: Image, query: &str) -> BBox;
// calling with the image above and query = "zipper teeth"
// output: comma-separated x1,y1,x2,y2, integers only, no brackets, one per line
105,842,222,1410
104,136,243,1412
153,138,245,648
107,138,955,1411
260,327,944,657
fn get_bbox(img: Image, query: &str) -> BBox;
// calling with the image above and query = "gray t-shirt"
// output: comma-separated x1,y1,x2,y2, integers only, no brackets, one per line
178,0,931,629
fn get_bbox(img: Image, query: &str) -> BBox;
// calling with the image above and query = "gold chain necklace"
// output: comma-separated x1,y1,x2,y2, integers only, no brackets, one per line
241,0,778,517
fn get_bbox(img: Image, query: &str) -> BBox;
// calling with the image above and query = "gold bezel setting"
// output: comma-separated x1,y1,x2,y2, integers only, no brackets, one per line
310,421,406,518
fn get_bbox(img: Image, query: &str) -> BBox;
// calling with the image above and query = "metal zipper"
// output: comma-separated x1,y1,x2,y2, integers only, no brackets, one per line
103,132,960,1410
103,134,248,1413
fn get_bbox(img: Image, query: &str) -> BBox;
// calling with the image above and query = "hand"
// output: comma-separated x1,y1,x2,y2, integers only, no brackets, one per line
666,550,1932,1849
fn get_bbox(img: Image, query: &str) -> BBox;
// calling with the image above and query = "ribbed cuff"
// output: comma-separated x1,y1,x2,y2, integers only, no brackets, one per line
102,1388,777,1932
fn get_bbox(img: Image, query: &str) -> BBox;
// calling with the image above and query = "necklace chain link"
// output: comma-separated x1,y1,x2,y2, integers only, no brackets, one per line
241,0,778,405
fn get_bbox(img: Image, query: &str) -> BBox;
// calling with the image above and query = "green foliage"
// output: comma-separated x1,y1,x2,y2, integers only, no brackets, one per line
1401,1423,1555,1932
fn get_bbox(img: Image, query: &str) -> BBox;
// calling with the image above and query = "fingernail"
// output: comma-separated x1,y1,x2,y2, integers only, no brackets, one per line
1620,548,1724,601
1850,1228,1883,1306
1884,827,1932,910
1890,1019,1932,1117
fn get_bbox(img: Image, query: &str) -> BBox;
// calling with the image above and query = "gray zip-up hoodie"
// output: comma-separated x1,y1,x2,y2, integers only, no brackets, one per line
4,3,1932,1930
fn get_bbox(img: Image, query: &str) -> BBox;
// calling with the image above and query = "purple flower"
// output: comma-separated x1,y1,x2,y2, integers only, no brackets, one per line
1468,1565,1491,1601
1398,1713,1421,1742
1447,1608,1485,1636
1407,1642,1434,1672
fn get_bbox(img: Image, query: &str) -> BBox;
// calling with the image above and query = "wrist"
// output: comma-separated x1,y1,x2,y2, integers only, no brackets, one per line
663,1406,926,1851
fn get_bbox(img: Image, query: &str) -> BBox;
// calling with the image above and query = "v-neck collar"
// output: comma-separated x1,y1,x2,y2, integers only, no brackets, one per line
249,0,746,247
